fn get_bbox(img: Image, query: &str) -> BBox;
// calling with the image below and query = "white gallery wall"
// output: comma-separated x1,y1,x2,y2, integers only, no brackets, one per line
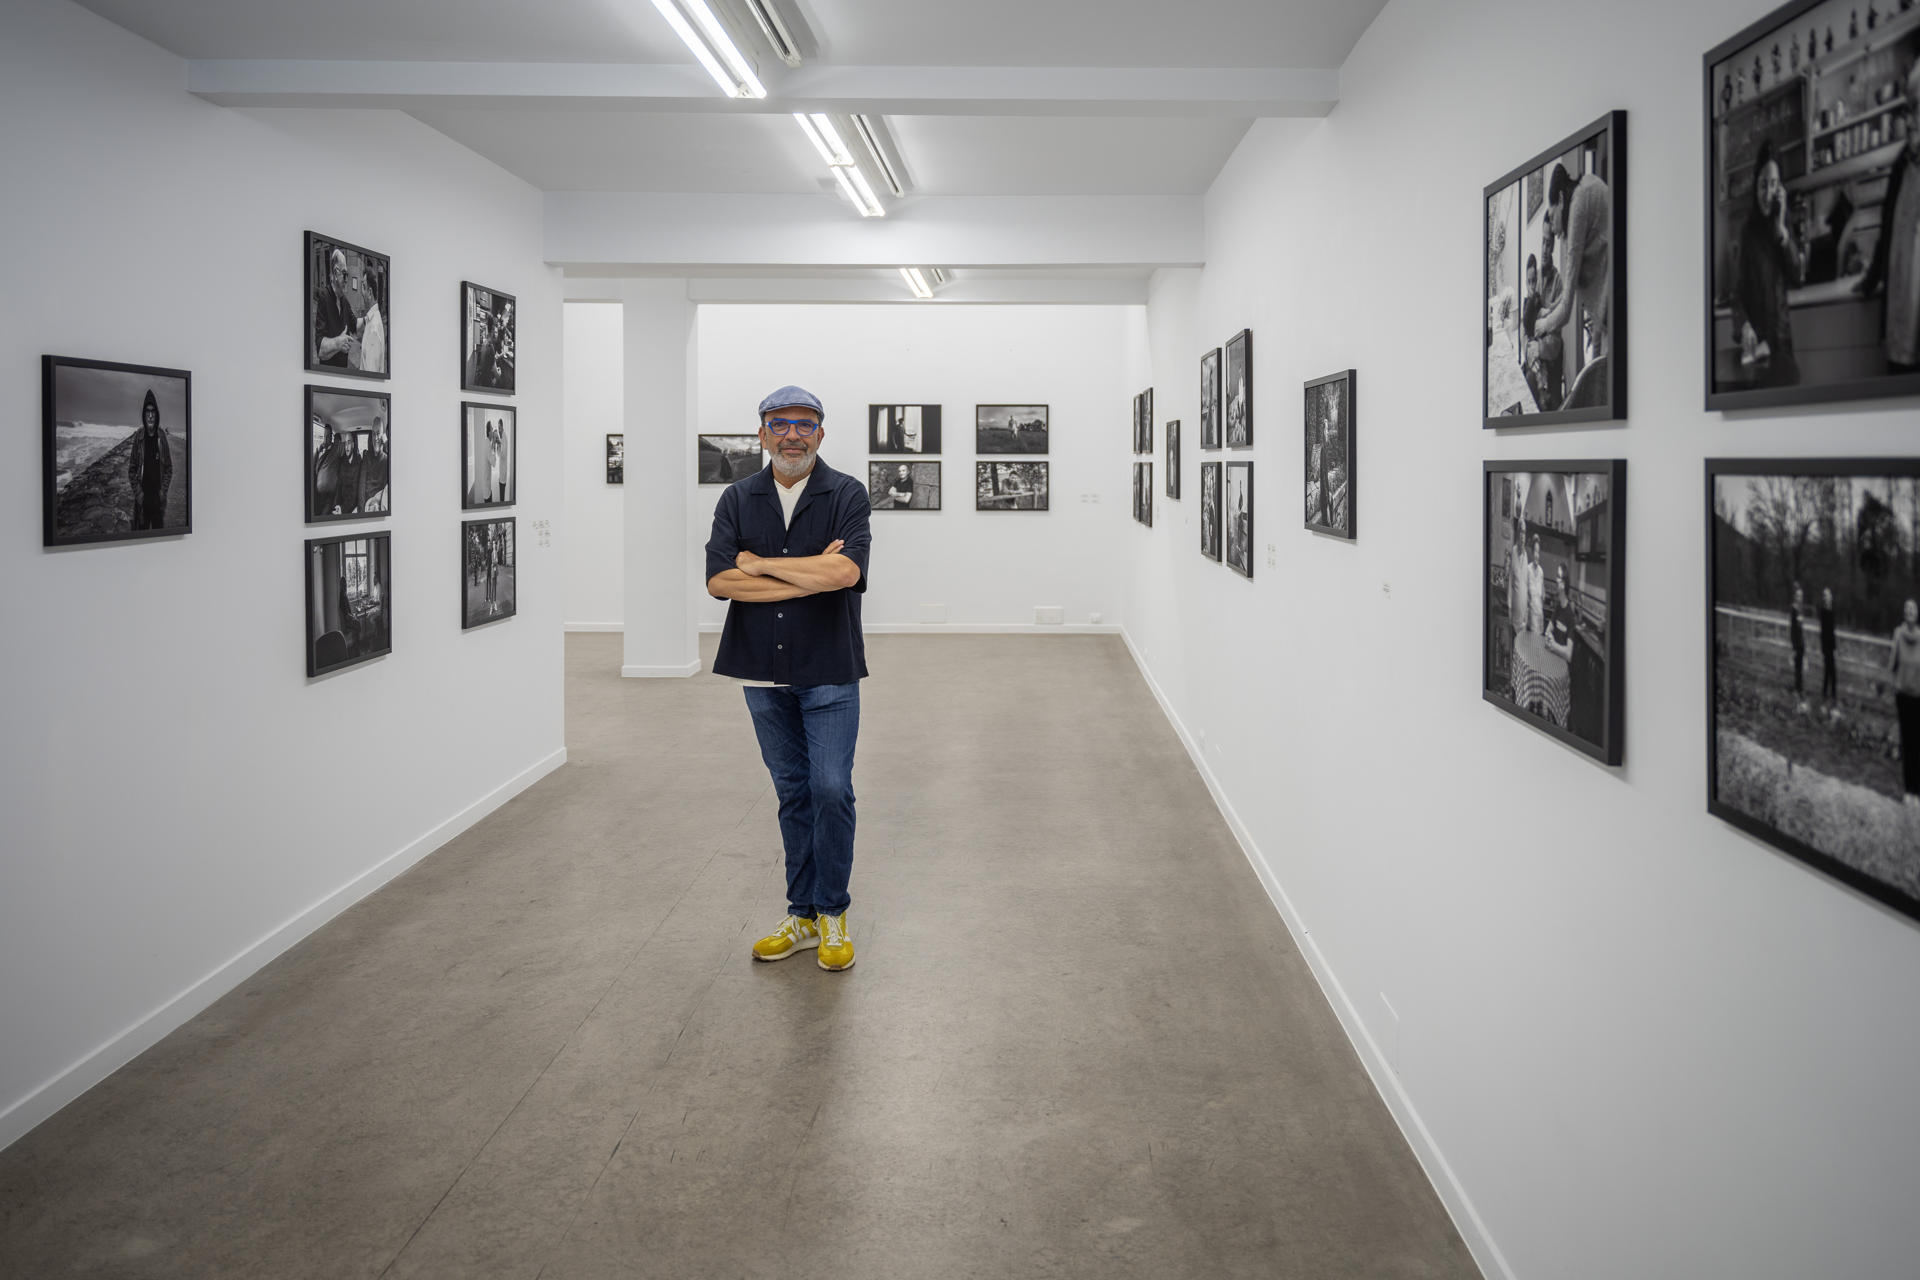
563,302,624,629
1126,1,1920,1277
0,0,566,1150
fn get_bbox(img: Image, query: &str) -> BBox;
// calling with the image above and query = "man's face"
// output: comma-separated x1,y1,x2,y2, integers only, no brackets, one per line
1557,567,1569,600
330,253,348,291
1757,162,1783,216
1530,537,1541,564
143,403,158,431
1526,262,1539,295
1906,599,1918,627
896,464,909,481
761,405,823,475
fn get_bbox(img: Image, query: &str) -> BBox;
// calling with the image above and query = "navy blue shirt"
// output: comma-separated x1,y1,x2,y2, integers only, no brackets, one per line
705,459,871,685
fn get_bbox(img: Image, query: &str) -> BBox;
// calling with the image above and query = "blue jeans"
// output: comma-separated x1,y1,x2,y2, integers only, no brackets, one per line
744,682,859,919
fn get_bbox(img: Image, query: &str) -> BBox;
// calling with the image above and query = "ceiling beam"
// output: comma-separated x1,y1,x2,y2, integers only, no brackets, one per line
563,275,1151,306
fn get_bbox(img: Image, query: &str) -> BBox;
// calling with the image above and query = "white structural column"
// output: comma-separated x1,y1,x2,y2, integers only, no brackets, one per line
619,279,700,677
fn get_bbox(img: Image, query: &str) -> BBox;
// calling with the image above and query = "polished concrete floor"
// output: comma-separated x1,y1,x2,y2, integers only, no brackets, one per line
0,633,1479,1279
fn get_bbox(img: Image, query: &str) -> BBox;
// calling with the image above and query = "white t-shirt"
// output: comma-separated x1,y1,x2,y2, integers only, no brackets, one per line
733,470,810,688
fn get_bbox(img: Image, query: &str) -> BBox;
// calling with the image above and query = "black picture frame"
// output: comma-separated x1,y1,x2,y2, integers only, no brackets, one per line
1703,2,1920,412
460,280,516,396
1706,457,1920,926
976,461,1048,511
1224,330,1253,448
461,403,516,510
1133,461,1154,527
305,530,391,677
869,460,941,510
304,230,389,380
868,404,942,455
1132,389,1154,455
698,434,766,484
42,354,192,548
1200,461,1222,561
1482,110,1628,426
1224,460,1254,576
1200,348,1223,450
1482,459,1627,765
606,434,624,484
306,385,391,524
1165,420,1181,499
1304,369,1356,539
461,517,517,630
975,404,1048,454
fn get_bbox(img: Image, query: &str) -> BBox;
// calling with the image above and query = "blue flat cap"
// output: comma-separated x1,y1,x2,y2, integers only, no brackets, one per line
758,384,824,419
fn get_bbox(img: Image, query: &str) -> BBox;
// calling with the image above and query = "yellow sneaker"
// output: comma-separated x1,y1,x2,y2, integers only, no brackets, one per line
751,914,818,962
816,912,854,971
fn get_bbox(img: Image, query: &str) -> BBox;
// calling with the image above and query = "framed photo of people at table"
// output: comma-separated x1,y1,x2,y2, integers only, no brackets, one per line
1482,460,1626,764
1704,1,1920,411
1706,457,1920,926
1483,111,1626,427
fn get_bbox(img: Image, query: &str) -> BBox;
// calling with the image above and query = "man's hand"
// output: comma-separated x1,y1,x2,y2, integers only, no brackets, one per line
735,549,765,576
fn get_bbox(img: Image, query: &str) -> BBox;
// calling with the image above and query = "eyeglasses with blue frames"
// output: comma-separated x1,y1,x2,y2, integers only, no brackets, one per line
763,418,821,437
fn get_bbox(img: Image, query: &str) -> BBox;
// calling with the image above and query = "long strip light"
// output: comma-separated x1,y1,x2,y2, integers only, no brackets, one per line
743,0,802,67
899,268,934,299
832,163,885,217
852,115,905,197
794,112,852,167
649,0,765,99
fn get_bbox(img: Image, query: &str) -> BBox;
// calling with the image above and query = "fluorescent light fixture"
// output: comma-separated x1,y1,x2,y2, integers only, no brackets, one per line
832,164,884,217
649,0,765,98
852,115,905,197
793,113,837,166
899,268,934,299
743,0,802,67
794,112,851,166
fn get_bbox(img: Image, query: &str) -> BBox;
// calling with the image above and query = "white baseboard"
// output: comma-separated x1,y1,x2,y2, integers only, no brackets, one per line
621,660,702,677
0,746,569,1155
1118,628,1511,1280
862,622,1122,635
564,622,623,633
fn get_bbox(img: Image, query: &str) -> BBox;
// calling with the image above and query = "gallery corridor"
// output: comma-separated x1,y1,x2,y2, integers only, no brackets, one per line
0,634,1475,1278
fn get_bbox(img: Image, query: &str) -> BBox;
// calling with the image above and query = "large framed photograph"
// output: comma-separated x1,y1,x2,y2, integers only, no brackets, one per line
1708,458,1920,925
1705,3,1920,411
306,386,390,523
869,461,941,510
1201,461,1222,561
461,281,516,395
1483,111,1627,425
1224,330,1253,448
305,231,389,379
1200,348,1222,450
868,404,941,454
1304,369,1355,539
306,531,391,677
1133,461,1153,527
1133,388,1154,454
698,433,766,484
606,434,623,485
975,404,1048,454
42,355,190,547
976,461,1048,511
462,517,517,629
1224,460,1254,577
1482,460,1626,765
461,403,516,509
1165,420,1181,499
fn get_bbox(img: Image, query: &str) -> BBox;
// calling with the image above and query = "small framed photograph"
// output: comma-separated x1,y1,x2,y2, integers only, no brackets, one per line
1483,111,1626,425
462,517,517,629
305,231,389,379
1133,461,1154,527
461,281,516,395
606,434,624,484
1707,458,1920,925
975,404,1048,454
869,460,941,510
1224,460,1254,576
698,433,766,484
1482,460,1626,765
306,531,391,677
1200,348,1222,450
1132,389,1154,455
306,386,390,523
868,404,942,454
1200,461,1222,561
1224,330,1253,447
1165,420,1180,499
976,461,1048,510
461,403,516,509
1704,5,1920,411
42,355,191,547
1304,369,1355,539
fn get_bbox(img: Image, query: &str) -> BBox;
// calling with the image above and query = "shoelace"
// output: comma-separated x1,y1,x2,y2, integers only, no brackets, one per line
820,915,846,948
781,915,813,939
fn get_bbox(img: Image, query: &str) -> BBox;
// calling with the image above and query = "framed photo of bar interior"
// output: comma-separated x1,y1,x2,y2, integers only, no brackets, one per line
42,355,191,547
461,281,516,395
305,231,389,379
306,530,391,677
1304,369,1355,539
1200,461,1222,561
1705,1,1920,411
1483,111,1626,426
1707,458,1920,925
1482,460,1626,765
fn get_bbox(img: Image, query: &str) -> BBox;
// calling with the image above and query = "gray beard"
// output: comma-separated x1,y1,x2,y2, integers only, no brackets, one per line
771,449,813,479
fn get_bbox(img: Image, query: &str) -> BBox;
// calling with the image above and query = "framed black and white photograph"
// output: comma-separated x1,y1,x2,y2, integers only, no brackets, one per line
42,355,190,548
1133,388,1154,454
462,517,516,629
305,231,389,379
1133,461,1153,527
698,433,766,484
1201,461,1222,561
1304,370,1355,539
1224,330,1253,448
461,281,516,395
461,403,516,510
1707,458,1920,925
868,404,941,455
1705,2,1920,411
1224,460,1254,577
1483,460,1626,765
1165,420,1181,499
306,531,391,677
869,461,941,510
976,461,1048,511
1201,348,1222,450
975,404,1048,454
606,434,624,485
1483,111,1627,425
306,386,390,523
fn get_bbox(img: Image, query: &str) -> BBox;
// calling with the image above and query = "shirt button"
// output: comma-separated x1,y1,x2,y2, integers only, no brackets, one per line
777,612,784,618
777,644,784,650
782,547,788,554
